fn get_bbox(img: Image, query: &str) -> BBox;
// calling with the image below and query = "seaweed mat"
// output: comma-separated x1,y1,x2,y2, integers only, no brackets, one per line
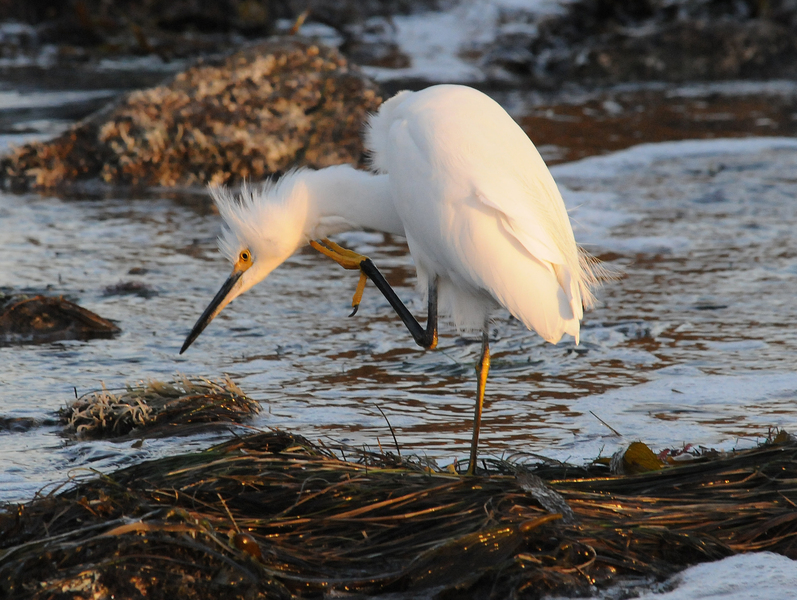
1,431,796,599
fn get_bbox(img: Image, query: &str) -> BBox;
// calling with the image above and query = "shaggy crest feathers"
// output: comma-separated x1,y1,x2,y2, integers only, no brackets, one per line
211,172,309,264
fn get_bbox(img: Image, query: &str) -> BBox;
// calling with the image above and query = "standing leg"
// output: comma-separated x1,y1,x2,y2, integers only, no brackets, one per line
424,276,438,350
467,330,490,476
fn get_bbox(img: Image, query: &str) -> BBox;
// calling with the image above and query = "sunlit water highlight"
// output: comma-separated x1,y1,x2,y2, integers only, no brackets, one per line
1,137,797,506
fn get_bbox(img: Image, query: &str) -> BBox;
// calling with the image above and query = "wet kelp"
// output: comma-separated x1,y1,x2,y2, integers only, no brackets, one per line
0,293,120,346
1,431,796,599
60,376,260,439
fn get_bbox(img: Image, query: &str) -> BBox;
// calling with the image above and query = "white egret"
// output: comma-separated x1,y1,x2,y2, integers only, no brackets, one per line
181,84,600,475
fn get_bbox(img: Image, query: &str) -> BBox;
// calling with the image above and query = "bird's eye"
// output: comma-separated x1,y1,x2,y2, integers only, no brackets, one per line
240,250,251,263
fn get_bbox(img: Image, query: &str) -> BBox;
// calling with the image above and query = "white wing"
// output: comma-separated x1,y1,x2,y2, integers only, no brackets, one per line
367,85,592,342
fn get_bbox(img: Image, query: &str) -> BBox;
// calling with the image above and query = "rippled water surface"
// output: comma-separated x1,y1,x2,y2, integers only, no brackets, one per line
2,131,797,503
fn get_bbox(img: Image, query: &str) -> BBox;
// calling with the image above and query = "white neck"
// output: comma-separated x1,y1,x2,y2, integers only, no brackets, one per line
212,165,405,299
299,165,404,239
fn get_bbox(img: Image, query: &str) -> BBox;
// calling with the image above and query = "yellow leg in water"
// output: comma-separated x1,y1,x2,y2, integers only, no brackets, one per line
467,332,490,476
310,238,371,315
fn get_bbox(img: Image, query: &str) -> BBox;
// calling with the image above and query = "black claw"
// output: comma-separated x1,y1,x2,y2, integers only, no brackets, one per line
349,304,359,317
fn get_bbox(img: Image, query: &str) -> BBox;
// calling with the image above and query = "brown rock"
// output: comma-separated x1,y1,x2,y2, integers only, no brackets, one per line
1,38,382,191
487,0,797,88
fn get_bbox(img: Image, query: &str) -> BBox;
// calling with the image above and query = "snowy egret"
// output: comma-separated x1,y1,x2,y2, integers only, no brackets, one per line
180,84,599,474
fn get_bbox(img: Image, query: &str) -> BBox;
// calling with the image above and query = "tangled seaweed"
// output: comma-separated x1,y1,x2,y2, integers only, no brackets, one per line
1,430,796,599
61,375,259,439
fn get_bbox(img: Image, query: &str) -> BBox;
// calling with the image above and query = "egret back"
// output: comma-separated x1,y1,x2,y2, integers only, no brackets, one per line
367,84,597,342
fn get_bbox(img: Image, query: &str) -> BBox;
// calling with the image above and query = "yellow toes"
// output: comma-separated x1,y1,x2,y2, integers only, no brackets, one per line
310,238,371,315
309,238,369,270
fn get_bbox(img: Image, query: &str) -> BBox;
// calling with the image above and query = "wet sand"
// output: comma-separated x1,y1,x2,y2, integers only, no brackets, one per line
517,84,797,164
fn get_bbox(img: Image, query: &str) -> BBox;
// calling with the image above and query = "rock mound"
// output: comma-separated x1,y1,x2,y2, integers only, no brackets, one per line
1,39,382,191
0,293,120,345
488,0,797,87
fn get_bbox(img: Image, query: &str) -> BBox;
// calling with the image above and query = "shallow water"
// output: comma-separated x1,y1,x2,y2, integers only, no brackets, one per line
2,135,797,505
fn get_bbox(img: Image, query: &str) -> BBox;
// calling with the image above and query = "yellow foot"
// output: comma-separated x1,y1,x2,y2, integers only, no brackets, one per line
310,238,370,316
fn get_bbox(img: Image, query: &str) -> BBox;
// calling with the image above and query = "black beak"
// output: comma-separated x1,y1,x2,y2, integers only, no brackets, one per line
180,270,243,354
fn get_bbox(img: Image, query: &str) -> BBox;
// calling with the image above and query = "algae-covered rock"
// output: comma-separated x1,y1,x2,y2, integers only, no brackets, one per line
0,293,120,346
487,0,797,87
1,38,382,191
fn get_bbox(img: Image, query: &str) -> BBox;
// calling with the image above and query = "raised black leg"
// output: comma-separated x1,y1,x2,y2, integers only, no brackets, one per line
359,259,438,349
310,239,437,349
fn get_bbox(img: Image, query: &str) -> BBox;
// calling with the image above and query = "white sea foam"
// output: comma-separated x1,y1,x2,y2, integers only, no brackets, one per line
553,137,797,256
552,137,797,180
360,0,568,83
549,553,797,600
361,4,496,83
638,553,797,600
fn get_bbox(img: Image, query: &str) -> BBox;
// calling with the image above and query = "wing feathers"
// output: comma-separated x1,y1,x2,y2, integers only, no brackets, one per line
364,84,602,342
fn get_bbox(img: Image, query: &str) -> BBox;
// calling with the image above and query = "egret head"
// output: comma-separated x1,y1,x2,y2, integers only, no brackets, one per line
180,179,309,354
